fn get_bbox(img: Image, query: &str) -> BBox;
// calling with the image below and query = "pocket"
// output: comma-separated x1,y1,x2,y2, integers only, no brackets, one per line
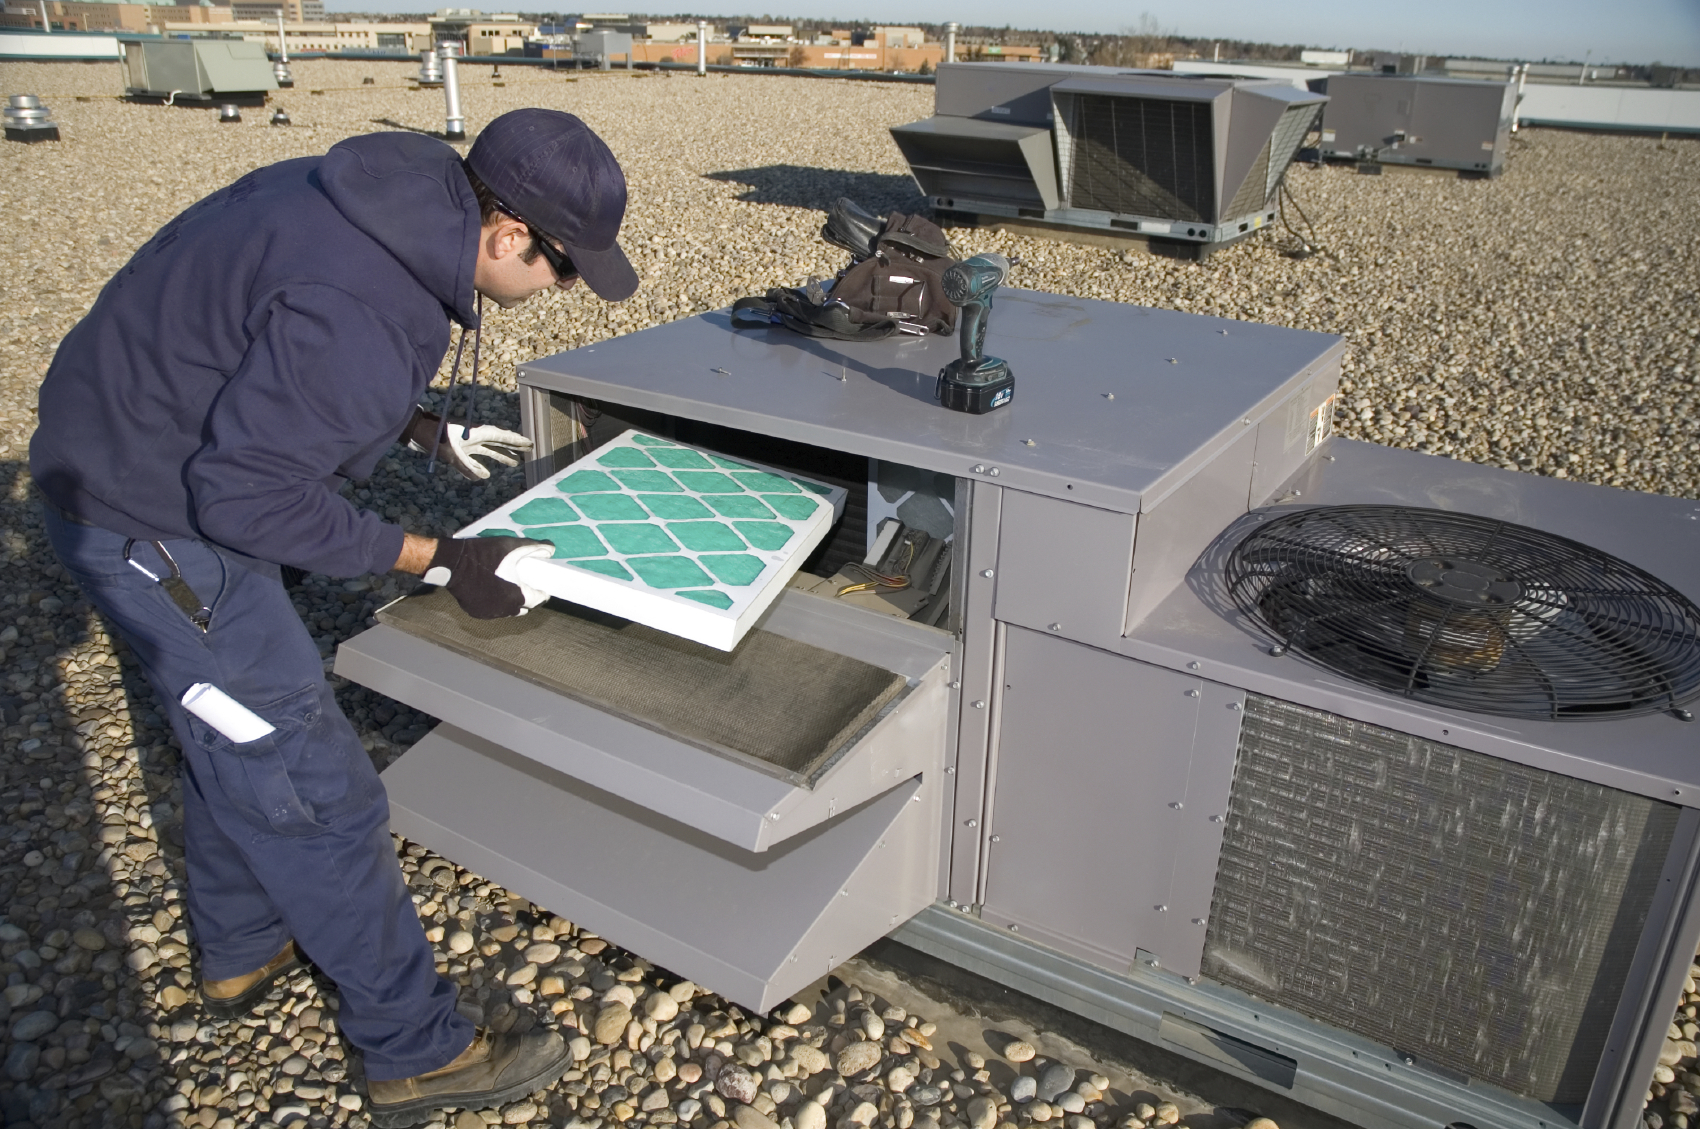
188,684,376,839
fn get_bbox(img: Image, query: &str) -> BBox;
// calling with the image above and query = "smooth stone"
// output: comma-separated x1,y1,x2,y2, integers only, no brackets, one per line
734,1104,779,1129
646,993,680,1022
603,984,637,1008
836,1041,882,1077
159,985,190,1010
669,981,699,1003
1056,1093,1085,1114
1036,1063,1075,1102
569,1036,593,1061
678,1061,704,1084
1002,1041,1036,1064
791,1045,828,1075
966,1096,998,1129
780,1002,812,1025
4,1042,41,1081
503,1099,539,1123
280,1054,310,1075
654,1057,678,1084
72,928,106,951
524,941,562,964
448,932,475,955
1029,1106,1053,1123
794,1100,828,1129
677,1098,703,1121
1064,1117,1094,1129
1117,1117,1146,1129
861,1014,885,1041
10,1011,57,1042
595,1003,633,1045
456,1112,485,1129
887,1066,915,1093
1009,1076,1037,1103
1153,1103,1180,1125
1245,1120,1280,1129
909,1085,943,1107
717,1064,760,1104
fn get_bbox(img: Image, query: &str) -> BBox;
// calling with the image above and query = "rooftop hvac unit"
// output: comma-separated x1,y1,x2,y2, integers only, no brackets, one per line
334,288,1700,1129
1320,73,1518,174
124,40,278,104
891,63,1326,253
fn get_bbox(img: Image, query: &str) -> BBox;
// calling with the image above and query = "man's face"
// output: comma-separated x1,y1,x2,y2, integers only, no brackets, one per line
472,215,579,310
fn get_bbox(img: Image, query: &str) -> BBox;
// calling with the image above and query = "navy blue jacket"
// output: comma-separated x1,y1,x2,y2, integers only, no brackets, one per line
31,133,481,578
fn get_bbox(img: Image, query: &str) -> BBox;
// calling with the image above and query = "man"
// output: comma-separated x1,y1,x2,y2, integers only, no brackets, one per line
29,108,638,1127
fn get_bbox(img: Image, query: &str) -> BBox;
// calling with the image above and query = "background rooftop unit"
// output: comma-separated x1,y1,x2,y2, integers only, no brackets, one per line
1320,74,1518,175
123,38,276,102
892,64,1325,255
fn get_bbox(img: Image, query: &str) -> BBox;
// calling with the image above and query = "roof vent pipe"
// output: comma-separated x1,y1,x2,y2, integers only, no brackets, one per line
943,22,957,64
218,102,241,123
273,10,294,87
4,94,59,142
418,48,443,86
697,21,707,76
441,42,465,141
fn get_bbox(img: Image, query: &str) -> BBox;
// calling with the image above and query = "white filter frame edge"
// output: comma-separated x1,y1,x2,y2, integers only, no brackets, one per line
504,509,835,650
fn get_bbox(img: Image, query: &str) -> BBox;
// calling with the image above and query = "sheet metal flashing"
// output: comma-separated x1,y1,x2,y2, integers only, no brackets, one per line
516,290,1344,517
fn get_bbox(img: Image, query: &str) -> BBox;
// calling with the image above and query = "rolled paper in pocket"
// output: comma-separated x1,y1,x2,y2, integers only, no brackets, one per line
181,683,277,743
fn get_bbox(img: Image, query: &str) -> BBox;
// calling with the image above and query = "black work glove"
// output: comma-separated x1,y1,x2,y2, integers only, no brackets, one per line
421,536,552,619
402,407,533,482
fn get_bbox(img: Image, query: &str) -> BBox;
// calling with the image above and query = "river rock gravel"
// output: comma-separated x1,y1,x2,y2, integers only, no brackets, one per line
0,56,1695,1129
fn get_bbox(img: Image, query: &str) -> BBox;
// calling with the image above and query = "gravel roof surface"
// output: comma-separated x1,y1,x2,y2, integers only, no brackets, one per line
0,57,1696,1129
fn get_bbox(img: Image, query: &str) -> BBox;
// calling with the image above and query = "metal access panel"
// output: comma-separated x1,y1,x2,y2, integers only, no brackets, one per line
1320,74,1516,174
979,629,1242,979
390,724,939,1011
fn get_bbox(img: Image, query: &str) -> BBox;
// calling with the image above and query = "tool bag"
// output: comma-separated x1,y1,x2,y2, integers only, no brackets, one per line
733,206,959,342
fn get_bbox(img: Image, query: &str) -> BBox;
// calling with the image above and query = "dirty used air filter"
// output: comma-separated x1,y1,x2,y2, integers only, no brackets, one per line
1203,694,1679,1103
378,588,906,786
1225,504,1700,720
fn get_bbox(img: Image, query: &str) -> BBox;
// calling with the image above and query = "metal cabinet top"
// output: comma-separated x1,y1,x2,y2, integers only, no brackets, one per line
517,288,1344,515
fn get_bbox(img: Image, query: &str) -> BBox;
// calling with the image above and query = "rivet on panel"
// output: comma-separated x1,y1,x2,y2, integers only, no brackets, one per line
972,464,986,474
1229,702,1243,711
1209,815,1224,823
1191,918,1205,926
1047,623,1062,632
945,766,956,775
1155,905,1168,912
972,700,986,709
1009,924,1019,932
1186,689,1199,698
1169,801,1184,810
1187,661,1200,670
988,467,1000,477
980,569,994,578
965,819,978,828
989,835,1001,843
949,681,961,689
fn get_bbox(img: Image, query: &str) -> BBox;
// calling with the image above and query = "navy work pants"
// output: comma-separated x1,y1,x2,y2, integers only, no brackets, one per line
43,505,472,1080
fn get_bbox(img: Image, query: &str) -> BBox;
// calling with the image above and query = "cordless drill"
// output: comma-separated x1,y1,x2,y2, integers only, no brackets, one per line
936,253,1014,414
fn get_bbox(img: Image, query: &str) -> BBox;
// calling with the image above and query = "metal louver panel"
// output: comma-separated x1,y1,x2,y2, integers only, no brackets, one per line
1067,95,1214,222
1202,694,1679,1104
1223,103,1321,218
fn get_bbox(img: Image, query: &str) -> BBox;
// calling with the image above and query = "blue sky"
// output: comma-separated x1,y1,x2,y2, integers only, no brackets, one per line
327,0,1700,65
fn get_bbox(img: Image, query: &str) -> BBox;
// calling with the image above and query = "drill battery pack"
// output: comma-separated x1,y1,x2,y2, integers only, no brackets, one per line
936,358,1015,414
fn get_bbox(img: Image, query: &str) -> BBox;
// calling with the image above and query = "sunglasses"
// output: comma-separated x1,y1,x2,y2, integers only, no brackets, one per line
491,198,579,283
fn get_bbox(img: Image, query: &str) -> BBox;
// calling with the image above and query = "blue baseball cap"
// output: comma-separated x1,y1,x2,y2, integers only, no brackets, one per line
466,108,638,301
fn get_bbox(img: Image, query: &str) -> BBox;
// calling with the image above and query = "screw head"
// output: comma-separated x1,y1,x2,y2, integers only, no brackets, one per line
1047,623,1062,632
1009,924,1019,932
965,819,978,828
988,467,1000,477
980,569,994,578
972,700,986,709
989,835,1001,842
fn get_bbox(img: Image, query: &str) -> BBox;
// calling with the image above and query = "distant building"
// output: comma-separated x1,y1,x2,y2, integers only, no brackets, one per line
428,10,535,55
232,0,322,22
1299,49,1350,66
0,1,236,31
158,17,434,52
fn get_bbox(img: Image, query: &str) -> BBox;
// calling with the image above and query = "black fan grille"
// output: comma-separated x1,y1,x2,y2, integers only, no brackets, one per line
1225,505,1700,721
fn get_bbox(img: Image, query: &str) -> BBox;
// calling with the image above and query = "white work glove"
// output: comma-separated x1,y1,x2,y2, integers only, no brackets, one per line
403,408,533,481
423,537,552,619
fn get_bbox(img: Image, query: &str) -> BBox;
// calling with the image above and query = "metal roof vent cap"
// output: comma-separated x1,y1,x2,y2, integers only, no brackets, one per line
273,60,294,88
4,94,60,143
418,49,444,86
270,106,290,127
218,103,242,124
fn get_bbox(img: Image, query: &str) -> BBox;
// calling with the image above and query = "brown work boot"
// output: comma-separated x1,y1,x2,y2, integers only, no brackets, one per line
367,1027,570,1128
200,942,303,1020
